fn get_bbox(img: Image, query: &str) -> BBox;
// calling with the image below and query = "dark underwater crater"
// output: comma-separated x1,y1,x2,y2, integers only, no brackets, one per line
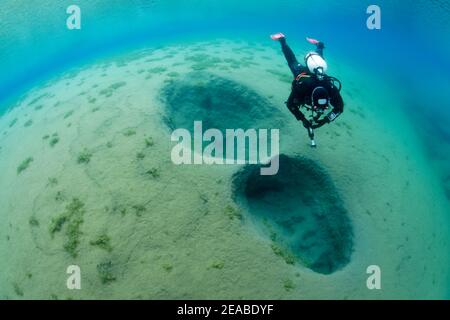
232,154,354,274
160,72,282,131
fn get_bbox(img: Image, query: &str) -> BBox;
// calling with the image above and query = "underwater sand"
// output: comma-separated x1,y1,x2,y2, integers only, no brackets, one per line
0,40,449,299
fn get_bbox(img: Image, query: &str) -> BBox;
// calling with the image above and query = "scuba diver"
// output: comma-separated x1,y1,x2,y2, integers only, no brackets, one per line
271,33,344,147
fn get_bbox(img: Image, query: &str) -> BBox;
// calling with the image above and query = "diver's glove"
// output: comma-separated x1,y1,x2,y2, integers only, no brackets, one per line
326,111,339,122
311,118,329,129
312,111,341,129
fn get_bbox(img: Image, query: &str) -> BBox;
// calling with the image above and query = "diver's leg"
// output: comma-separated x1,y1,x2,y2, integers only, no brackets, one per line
315,42,325,58
280,38,298,65
279,38,301,76
306,37,325,58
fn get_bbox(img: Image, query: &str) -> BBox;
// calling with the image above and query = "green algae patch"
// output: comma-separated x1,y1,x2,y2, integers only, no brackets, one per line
209,260,225,270
224,205,242,221
77,149,92,164
47,177,58,187
145,168,160,179
9,118,18,128
132,204,146,217
49,133,60,147
90,234,113,252
167,71,180,78
29,217,39,227
283,279,295,292
123,128,137,137
13,283,24,297
136,152,145,160
97,261,116,284
17,157,34,174
144,137,154,147
271,244,295,265
27,93,48,106
99,81,127,97
49,198,85,258
63,110,74,119
149,67,167,74
162,263,173,272
65,215,84,258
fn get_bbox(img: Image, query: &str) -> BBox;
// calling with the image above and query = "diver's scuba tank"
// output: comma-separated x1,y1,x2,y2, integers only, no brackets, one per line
305,52,328,77
303,51,342,92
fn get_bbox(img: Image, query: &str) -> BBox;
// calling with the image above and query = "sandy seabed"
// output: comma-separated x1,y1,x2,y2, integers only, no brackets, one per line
0,39,448,299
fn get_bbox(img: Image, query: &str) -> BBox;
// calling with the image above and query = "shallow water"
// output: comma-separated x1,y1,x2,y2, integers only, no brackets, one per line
0,0,449,299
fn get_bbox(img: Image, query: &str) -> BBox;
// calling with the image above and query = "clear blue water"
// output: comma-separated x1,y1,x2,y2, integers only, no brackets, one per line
1,0,448,111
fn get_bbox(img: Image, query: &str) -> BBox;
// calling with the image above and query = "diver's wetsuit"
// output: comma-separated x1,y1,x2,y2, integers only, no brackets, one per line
280,38,344,129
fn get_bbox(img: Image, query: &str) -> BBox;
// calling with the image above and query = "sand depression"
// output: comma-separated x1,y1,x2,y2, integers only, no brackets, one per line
232,154,354,274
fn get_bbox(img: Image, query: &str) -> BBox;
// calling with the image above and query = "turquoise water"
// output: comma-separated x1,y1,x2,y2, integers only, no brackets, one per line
1,1,448,105
0,0,449,299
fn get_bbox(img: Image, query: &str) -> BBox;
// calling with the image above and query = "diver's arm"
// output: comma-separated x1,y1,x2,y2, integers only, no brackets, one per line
286,91,311,128
326,95,344,123
329,90,344,120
